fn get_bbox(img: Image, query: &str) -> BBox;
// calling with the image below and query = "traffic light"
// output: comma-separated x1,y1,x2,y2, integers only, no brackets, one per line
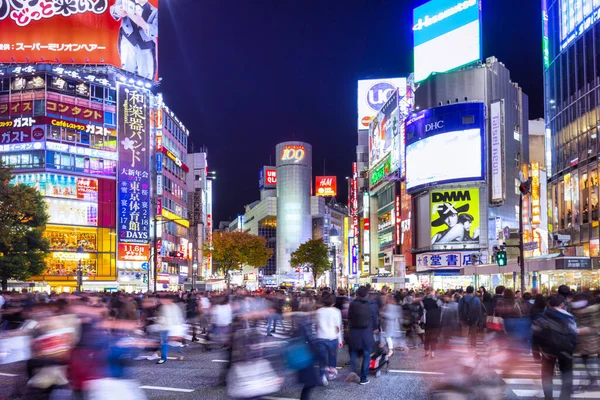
519,178,532,195
143,274,147,283
496,250,507,266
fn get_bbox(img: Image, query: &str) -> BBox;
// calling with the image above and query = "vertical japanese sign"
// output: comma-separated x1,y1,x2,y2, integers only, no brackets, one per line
117,85,150,245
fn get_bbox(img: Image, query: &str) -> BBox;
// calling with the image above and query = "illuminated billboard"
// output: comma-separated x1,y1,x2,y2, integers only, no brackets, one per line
559,0,600,50
0,0,159,80
12,173,98,201
117,85,150,244
315,176,337,197
258,166,277,190
413,0,481,83
405,102,485,192
369,89,401,169
357,78,406,130
430,188,480,246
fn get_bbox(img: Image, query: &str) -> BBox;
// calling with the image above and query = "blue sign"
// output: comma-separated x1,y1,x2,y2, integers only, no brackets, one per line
523,242,538,251
156,153,163,173
405,102,485,192
413,0,481,82
141,262,149,271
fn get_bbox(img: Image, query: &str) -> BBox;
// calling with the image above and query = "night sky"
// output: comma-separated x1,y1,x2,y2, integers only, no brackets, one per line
158,0,543,224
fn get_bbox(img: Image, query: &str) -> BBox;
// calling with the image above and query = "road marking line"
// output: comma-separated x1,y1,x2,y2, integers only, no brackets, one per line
513,389,600,398
140,386,194,393
261,397,299,400
0,372,18,377
504,378,592,385
388,369,444,375
211,359,229,363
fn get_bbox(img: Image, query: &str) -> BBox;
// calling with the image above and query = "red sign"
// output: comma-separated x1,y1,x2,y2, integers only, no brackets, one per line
157,197,162,215
76,178,98,200
156,135,163,151
265,168,277,185
0,0,159,80
46,100,103,123
32,126,45,141
315,176,337,197
118,244,150,262
400,182,414,265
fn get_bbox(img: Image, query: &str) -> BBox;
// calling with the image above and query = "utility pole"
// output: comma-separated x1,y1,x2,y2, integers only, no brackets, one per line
519,193,525,294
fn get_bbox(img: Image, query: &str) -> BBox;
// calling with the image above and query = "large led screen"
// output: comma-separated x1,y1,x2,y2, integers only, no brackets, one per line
413,0,481,83
405,102,485,192
0,0,159,80
559,0,600,50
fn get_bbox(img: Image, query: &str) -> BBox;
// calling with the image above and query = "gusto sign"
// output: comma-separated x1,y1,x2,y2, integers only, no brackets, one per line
281,145,305,163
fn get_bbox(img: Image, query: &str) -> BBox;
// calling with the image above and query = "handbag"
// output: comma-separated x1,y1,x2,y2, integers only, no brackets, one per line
284,338,314,371
486,308,505,332
227,359,283,398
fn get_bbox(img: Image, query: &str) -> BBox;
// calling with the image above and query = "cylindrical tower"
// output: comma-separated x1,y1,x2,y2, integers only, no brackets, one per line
276,141,312,277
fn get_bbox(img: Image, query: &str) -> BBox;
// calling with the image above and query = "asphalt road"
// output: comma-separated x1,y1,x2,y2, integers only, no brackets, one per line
2,326,596,400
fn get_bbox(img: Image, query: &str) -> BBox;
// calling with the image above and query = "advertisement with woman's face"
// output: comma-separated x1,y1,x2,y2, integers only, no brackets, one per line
430,188,480,246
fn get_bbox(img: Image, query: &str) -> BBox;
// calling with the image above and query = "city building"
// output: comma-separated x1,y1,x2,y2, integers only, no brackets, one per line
410,57,529,291
186,150,213,286
0,1,200,293
153,99,191,291
542,0,600,291
5,64,121,292
275,141,313,279
356,78,413,290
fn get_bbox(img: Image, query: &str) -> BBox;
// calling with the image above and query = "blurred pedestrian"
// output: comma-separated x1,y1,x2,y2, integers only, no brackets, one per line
155,296,185,364
571,293,600,389
316,293,343,383
348,286,376,385
422,288,442,359
458,286,483,348
533,294,578,400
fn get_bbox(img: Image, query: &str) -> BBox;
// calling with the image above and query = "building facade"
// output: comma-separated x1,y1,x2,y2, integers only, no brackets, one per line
409,57,529,291
154,100,190,291
275,141,313,277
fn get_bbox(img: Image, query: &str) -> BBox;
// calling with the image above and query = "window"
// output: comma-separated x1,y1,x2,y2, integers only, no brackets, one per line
33,99,45,115
106,89,116,105
104,111,116,126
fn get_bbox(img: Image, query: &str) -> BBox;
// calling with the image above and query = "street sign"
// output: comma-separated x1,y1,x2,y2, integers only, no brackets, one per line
523,242,538,251
503,226,511,240
141,262,149,271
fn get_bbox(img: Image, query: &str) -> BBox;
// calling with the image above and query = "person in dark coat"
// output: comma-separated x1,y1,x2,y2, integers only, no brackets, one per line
530,294,547,361
348,286,376,385
422,288,442,359
533,294,578,400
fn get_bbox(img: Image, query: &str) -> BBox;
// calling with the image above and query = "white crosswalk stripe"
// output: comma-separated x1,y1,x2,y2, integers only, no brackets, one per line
251,319,295,338
499,354,600,399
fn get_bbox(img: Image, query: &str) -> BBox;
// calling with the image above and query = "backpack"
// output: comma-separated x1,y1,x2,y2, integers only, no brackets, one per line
459,296,479,325
533,313,576,356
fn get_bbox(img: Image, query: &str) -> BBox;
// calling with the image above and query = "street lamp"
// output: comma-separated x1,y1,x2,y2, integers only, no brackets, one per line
329,226,340,292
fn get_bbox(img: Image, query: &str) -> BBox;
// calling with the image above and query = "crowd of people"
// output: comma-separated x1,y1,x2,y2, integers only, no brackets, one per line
0,283,597,399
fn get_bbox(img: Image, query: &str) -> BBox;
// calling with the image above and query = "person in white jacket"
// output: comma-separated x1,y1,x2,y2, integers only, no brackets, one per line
156,296,185,364
315,293,343,383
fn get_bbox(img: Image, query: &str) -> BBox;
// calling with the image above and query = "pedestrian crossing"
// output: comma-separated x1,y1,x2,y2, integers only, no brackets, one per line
251,318,295,339
497,353,600,399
